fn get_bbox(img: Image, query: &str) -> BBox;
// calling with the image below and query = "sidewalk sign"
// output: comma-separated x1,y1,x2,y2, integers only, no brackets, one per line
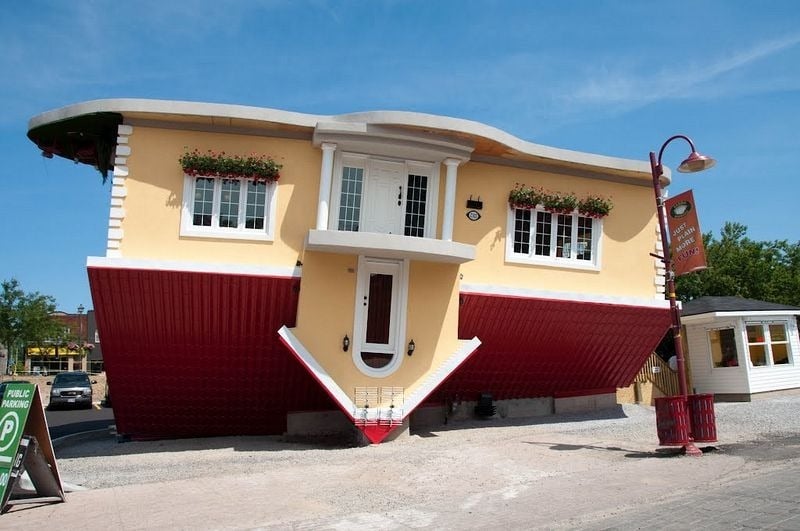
0,383,64,514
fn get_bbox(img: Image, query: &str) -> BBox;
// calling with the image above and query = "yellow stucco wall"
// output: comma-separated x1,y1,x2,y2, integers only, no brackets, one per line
121,125,657,301
452,161,658,299
292,251,461,397
122,125,320,267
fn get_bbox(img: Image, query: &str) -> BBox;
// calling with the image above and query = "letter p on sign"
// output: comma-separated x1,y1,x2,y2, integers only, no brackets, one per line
0,412,20,453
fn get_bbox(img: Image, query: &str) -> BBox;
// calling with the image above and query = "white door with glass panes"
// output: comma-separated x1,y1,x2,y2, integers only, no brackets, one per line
333,154,436,238
362,160,405,235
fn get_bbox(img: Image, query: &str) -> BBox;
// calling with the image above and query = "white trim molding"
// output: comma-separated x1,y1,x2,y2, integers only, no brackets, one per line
403,337,482,413
86,256,301,278
107,123,132,258
460,282,671,309
278,326,357,419
654,224,666,297
278,327,482,423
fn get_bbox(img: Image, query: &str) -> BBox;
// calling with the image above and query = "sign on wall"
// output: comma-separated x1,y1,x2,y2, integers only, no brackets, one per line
664,189,707,277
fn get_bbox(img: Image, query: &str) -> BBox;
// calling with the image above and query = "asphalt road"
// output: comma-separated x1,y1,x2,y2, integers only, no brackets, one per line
45,403,115,439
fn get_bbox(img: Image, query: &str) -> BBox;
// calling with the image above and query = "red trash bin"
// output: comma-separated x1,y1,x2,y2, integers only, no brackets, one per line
654,396,690,446
687,393,717,443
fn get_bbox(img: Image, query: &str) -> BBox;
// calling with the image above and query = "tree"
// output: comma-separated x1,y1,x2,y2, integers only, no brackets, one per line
0,279,62,371
676,222,800,306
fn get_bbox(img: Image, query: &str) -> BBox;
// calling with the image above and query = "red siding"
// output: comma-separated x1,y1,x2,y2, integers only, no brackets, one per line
90,266,671,440
427,293,671,403
89,267,334,439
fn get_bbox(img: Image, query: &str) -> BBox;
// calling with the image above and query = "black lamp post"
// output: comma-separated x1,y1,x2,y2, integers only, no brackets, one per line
77,304,85,343
649,135,715,456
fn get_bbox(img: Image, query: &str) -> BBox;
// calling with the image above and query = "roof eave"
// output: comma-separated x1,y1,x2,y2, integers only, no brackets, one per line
28,98,656,180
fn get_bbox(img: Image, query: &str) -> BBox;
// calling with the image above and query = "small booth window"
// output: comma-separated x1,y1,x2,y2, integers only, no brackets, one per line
746,323,791,366
708,328,738,367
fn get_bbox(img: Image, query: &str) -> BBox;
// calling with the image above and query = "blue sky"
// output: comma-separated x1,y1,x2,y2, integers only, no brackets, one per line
2,1,799,313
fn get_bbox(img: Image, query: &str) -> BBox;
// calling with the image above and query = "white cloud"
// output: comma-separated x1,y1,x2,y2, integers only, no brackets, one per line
563,32,800,109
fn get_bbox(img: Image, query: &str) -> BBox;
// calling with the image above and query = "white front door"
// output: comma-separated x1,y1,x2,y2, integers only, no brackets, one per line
353,257,408,376
362,160,404,235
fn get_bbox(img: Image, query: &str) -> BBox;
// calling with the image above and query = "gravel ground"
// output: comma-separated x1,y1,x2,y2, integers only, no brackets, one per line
54,392,800,491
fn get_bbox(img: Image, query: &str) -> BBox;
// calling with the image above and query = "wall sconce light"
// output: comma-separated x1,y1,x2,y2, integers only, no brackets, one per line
407,339,416,356
343,335,350,352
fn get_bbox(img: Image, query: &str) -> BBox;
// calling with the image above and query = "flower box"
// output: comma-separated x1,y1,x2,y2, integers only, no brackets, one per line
508,184,546,210
509,185,613,218
543,191,578,214
179,149,282,182
578,195,613,218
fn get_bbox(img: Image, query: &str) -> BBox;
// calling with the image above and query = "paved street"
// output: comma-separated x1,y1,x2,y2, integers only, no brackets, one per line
574,459,799,530
5,400,800,530
277,440,800,530
46,404,115,439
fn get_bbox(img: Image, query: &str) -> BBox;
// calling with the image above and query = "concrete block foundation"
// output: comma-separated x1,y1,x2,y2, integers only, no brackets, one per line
287,392,622,444
554,392,617,414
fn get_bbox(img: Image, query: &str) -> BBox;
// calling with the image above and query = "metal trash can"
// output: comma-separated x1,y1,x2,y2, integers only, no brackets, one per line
655,396,690,446
687,393,717,443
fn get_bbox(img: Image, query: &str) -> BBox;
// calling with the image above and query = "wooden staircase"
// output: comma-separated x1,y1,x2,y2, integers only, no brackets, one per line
633,353,681,398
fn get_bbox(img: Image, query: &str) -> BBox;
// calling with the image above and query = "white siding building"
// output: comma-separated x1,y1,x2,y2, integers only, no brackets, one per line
683,297,800,400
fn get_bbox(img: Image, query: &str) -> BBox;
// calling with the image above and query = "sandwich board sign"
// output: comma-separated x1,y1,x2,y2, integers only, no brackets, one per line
0,383,64,514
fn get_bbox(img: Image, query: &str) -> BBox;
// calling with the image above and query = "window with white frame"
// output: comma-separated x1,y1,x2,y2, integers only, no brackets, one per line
181,175,277,240
331,155,438,238
746,322,791,366
507,207,601,268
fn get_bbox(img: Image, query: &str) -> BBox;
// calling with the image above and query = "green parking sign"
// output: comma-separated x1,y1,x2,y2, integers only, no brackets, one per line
0,383,63,514
0,384,34,491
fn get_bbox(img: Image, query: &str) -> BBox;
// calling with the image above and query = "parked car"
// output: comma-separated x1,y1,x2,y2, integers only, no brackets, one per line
47,371,96,409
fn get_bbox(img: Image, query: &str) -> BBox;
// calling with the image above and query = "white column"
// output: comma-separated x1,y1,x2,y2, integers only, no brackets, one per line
442,158,461,241
316,142,337,231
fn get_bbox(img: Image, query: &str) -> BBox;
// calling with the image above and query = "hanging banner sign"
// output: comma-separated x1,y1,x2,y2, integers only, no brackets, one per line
664,189,707,276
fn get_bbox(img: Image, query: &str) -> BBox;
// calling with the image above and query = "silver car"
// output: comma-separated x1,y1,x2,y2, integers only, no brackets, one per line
48,371,96,409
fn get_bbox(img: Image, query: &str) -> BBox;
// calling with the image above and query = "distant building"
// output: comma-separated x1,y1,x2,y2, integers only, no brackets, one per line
25,310,96,374
28,99,672,442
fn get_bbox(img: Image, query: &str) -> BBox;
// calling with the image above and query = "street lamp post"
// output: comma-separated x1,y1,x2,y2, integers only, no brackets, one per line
77,304,85,344
649,135,715,456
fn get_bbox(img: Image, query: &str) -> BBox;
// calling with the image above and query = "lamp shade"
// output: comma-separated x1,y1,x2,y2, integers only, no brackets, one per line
677,151,716,173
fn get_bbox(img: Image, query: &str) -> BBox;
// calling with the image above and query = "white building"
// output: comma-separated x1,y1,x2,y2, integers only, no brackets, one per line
683,296,800,400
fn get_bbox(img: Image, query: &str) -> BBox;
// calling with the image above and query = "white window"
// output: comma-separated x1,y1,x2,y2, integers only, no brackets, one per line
746,322,792,366
506,207,602,269
330,155,439,238
180,175,277,241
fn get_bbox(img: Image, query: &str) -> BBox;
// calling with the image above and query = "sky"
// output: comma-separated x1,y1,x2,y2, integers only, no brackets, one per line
1,0,799,313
